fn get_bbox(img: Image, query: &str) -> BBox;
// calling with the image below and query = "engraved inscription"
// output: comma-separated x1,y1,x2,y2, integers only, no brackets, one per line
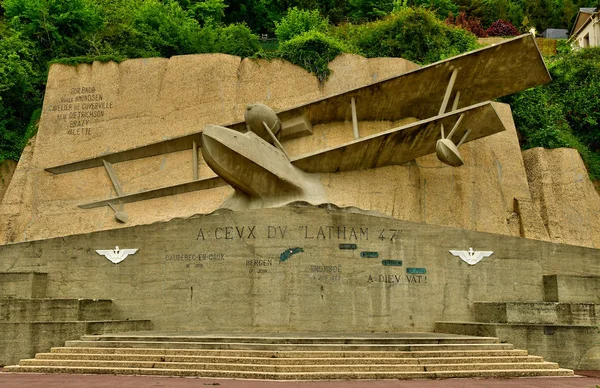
195,225,369,241
367,273,428,284
307,265,342,282
246,259,273,274
47,86,115,136
164,253,224,269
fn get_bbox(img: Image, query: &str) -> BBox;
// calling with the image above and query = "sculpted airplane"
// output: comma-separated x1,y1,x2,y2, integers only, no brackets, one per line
45,34,551,219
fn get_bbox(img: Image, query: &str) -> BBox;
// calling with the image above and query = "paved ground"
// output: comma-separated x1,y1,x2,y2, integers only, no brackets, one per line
0,371,598,388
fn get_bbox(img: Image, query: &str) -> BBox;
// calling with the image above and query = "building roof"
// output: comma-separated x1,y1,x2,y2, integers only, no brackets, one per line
541,29,568,39
570,7,599,39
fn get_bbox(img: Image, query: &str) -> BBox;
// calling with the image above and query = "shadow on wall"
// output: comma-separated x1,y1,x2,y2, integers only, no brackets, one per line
0,160,17,203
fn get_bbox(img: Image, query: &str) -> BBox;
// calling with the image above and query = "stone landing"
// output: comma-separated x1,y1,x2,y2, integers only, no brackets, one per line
0,271,152,366
436,275,600,369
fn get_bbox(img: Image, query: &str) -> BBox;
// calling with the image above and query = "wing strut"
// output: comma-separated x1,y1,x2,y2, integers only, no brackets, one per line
351,97,360,139
439,68,459,115
263,121,290,160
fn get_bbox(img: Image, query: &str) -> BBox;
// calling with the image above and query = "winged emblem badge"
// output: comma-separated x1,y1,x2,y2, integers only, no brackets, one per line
449,247,493,266
96,246,138,264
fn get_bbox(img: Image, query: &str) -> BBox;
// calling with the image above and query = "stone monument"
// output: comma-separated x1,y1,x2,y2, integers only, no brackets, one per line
1,34,599,378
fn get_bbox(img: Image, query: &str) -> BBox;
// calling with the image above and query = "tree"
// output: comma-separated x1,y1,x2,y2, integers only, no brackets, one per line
339,7,479,64
396,0,459,19
348,0,394,22
446,11,487,37
0,32,41,161
2,0,104,59
275,7,329,42
222,0,285,34
126,0,203,58
486,19,519,36
176,0,227,26
527,0,555,32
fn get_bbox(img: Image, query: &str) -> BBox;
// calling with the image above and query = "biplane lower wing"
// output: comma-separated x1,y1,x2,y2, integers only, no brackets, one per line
78,176,226,209
291,101,504,173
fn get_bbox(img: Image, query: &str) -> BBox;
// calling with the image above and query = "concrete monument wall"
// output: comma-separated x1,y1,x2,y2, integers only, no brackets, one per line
0,206,599,333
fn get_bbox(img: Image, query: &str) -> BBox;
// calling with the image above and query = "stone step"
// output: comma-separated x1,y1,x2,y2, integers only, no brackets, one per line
51,346,530,358
62,340,514,352
0,321,152,366
79,334,499,345
34,352,544,365
544,275,600,303
0,272,47,298
15,359,561,372
1,365,575,379
0,299,115,322
474,301,600,325
435,321,599,370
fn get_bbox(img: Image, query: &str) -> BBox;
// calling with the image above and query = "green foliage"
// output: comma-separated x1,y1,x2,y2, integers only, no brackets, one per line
213,23,262,57
337,7,479,64
278,30,353,81
50,54,126,65
275,7,329,42
177,0,227,26
549,48,600,150
395,0,459,19
504,47,600,179
348,0,394,21
222,0,284,34
126,0,202,58
0,31,41,162
556,39,572,56
3,0,103,59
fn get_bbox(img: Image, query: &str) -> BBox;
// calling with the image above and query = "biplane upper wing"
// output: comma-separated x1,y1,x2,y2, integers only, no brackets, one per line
276,33,550,126
291,101,504,173
46,34,548,175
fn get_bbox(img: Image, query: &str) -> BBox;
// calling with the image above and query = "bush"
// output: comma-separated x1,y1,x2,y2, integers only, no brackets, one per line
213,23,262,57
446,11,487,38
486,19,519,37
503,47,600,179
275,7,329,43
337,7,479,64
278,30,353,81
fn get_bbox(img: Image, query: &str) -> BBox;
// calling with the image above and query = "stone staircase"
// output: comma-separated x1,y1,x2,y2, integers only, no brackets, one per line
435,275,600,370
0,272,152,366
4,333,574,379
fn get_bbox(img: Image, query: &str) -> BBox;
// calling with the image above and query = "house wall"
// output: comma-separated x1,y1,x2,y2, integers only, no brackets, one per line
575,15,600,47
